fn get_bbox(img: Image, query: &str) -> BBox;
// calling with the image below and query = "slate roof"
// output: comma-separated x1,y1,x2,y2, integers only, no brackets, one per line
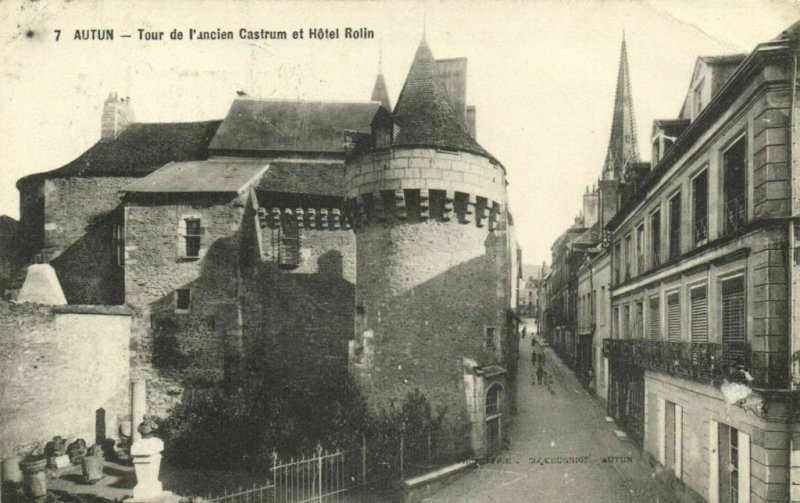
699,54,747,66
0,216,17,237
256,161,344,197
17,121,221,187
775,20,800,40
122,160,267,193
572,222,602,248
652,119,690,138
392,39,492,160
371,74,392,110
208,99,382,154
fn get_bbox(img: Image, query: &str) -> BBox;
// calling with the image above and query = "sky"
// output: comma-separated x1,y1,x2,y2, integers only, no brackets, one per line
0,0,798,267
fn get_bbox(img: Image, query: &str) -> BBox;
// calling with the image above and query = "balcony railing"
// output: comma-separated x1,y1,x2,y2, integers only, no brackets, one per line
724,192,746,234
693,215,708,246
602,339,788,389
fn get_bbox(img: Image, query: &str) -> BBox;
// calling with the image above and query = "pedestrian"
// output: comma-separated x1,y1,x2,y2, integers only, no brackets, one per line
536,365,544,385
531,351,537,366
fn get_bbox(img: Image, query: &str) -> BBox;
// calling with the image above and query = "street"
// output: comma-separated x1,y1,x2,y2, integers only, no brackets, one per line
425,334,680,503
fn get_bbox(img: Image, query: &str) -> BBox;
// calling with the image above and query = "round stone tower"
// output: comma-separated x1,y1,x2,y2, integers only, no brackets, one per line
345,39,514,456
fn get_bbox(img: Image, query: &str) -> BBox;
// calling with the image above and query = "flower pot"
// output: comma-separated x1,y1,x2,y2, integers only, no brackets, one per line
82,456,104,483
20,458,47,499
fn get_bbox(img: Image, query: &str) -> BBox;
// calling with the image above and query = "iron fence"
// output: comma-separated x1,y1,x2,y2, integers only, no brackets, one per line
203,425,456,503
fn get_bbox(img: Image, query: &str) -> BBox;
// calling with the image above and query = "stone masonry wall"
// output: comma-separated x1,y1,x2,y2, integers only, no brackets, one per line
42,177,135,304
353,219,509,442
124,194,245,416
0,302,131,456
346,148,512,455
345,148,506,204
242,224,356,368
752,86,791,219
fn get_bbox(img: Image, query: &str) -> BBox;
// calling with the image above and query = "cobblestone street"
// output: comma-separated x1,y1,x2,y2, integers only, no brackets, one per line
425,336,680,503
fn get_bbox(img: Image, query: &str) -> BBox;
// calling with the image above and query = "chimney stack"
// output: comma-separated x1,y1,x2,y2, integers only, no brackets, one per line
466,105,477,139
583,187,599,228
101,92,134,141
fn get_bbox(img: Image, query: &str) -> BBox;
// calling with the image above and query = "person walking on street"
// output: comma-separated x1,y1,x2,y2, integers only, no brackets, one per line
531,351,537,366
536,364,544,385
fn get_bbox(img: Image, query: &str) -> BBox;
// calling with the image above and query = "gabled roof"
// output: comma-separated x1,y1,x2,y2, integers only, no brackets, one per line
392,39,493,160
17,121,221,186
652,119,690,139
679,54,747,119
572,222,602,248
208,99,383,154
602,36,640,180
122,160,267,194
256,161,344,197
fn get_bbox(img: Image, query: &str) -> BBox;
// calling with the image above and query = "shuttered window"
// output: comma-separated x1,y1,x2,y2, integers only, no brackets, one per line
636,302,644,339
667,292,681,341
690,286,708,343
649,297,660,340
722,277,746,364
624,305,631,339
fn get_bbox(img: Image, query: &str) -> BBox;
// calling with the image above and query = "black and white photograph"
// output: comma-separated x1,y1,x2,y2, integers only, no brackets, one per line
1,1,799,501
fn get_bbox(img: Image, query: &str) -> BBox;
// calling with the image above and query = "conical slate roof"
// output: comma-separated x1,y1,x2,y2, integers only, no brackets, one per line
392,39,490,158
602,36,640,180
371,73,392,110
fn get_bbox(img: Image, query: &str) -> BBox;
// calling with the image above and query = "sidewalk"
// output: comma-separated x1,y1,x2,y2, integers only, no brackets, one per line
424,337,679,503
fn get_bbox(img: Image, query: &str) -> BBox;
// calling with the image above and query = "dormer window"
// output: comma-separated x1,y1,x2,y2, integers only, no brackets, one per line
693,78,705,118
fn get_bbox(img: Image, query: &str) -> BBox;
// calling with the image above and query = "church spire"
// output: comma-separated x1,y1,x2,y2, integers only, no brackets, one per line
602,34,639,180
370,40,392,110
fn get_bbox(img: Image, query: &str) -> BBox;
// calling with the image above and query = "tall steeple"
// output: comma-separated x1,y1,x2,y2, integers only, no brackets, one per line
370,42,392,110
602,33,639,180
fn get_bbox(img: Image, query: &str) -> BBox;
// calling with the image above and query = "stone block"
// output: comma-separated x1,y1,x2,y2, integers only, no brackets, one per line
18,264,68,305
409,157,430,169
754,109,790,136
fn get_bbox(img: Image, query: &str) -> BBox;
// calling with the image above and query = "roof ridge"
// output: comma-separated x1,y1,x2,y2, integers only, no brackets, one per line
232,97,377,105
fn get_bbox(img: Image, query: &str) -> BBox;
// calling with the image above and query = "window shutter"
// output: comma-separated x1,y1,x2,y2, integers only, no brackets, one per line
690,287,708,343
722,277,746,363
649,297,660,340
667,292,681,341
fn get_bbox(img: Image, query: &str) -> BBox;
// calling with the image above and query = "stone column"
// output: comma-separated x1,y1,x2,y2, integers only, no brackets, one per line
130,379,146,444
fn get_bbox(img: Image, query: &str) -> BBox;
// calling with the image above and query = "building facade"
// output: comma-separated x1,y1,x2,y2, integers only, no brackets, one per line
544,23,800,503
604,25,800,503
9,39,517,458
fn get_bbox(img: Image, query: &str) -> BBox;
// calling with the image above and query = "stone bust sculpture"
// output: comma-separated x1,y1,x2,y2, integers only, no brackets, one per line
137,414,159,439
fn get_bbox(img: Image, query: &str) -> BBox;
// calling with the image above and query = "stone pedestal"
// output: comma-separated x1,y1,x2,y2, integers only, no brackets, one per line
125,438,170,502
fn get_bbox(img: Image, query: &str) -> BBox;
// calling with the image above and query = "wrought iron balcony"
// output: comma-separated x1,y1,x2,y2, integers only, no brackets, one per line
602,338,788,389
724,192,746,234
693,215,708,246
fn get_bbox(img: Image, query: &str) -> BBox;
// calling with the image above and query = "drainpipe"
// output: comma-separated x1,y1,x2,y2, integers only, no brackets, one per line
788,43,799,503
790,46,798,392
